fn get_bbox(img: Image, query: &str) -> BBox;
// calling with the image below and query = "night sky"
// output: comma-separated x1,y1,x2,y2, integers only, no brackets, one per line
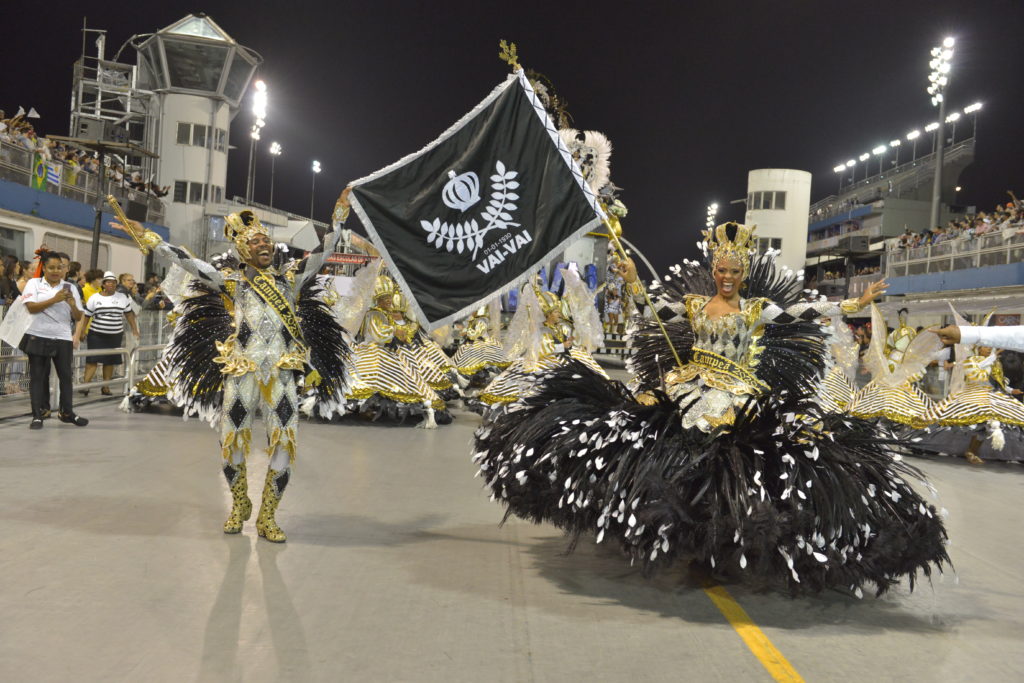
5,0,1022,271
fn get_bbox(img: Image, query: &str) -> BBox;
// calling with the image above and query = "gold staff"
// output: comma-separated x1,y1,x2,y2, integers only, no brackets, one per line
106,194,151,254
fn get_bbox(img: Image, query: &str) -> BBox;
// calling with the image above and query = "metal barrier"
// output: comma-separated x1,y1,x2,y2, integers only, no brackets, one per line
886,228,1024,278
0,308,171,405
0,342,168,413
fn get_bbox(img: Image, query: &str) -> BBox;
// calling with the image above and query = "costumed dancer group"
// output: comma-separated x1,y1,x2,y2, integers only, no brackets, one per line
818,303,1024,464
100,51,1024,602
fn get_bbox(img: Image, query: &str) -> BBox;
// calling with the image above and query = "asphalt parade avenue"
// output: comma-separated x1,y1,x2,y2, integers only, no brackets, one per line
2,395,1022,682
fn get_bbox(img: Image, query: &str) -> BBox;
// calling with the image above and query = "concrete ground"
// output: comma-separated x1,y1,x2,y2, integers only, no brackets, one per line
1,399,1022,682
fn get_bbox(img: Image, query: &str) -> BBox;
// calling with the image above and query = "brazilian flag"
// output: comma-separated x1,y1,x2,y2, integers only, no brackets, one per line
30,154,47,190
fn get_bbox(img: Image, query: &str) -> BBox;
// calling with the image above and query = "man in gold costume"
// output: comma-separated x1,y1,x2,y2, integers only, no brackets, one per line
112,194,350,542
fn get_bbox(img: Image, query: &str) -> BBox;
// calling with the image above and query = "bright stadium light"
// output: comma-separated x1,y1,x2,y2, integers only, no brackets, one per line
872,145,888,175
906,130,920,140
889,139,901,166
246,79,269,204
310,160,321,219
963,101,983,137
927,36,954,229
846,159,856,167
925,122,939,132
268,142,282,206
706,203,719,228
833,165,846,173
859,153,870,161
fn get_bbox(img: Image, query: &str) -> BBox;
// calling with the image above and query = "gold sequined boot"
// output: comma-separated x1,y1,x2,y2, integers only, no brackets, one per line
256,467,289,542
222,461,252,534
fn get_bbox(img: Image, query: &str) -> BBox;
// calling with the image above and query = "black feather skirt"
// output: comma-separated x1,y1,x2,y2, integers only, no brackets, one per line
473,361,951,596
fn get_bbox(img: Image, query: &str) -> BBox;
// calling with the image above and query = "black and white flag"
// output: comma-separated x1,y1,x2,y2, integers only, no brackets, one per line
348,70,604,331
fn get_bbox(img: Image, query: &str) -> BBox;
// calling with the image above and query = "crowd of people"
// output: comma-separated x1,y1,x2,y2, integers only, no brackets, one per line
0,248,172,399
0,109,169,197
892,198,1024,250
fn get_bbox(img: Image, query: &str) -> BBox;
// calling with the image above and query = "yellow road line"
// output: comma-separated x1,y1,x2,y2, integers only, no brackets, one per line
702,582,805,683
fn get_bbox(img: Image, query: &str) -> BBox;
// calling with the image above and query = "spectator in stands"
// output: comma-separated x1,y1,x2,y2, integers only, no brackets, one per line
140,272,160,296
81,269,104,302
21,250,87,429
66,261,81,285
116,273,143,306
142,278,170,311
1,254,22,304
74,272,139,396
17,260,33,293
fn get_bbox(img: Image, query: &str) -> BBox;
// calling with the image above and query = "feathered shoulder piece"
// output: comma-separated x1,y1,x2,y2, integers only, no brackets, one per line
298,274,351,405
647,260,714,323
164,278,233,424
744,251,804,307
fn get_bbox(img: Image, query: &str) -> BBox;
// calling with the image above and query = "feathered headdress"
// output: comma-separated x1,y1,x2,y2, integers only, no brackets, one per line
558,129,612,195
702,222,757,277
223,210,269,261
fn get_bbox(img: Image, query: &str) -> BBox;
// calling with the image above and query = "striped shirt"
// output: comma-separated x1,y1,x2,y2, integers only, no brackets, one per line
84,292,132,334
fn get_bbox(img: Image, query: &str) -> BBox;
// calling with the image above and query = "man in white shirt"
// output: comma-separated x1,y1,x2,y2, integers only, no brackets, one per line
20,251,87,427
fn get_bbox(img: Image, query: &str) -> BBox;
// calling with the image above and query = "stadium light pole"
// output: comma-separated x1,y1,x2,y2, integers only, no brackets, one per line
927,36,954,230
964,101,982,138
833,165,846,193
859,153,870,182
310,160,321,219
845,159,856,189
872,145,887,175
246,80,268,205
889,139,901,167
906,129,921,161
268,141,282,207
945,112,961,143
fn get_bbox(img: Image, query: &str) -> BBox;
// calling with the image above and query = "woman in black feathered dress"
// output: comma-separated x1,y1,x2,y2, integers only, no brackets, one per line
473,223,950,596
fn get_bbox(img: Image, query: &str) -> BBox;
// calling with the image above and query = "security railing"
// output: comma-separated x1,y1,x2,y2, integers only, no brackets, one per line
0,139,166,224
886,228,1024,278
0,308,171,403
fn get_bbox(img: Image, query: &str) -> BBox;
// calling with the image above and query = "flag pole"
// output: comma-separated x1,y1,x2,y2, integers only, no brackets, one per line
498,40,685,372
601,215,684,370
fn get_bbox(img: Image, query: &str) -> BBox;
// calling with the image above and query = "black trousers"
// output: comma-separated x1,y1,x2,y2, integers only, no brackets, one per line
28,339,74,418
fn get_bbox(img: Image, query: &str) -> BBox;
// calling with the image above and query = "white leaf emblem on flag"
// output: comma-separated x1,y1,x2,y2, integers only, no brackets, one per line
421,160,521,260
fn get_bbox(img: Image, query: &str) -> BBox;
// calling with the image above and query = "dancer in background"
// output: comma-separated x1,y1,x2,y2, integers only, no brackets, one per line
451,303,510,395
474,268,605,416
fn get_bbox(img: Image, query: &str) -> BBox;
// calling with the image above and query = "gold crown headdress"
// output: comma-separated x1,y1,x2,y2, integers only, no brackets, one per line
224,210,269,260
373,274,397,300
537,290,562,317
701,222,757,276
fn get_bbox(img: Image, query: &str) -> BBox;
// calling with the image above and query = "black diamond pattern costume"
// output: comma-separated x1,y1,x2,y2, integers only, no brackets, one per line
118,208,349,542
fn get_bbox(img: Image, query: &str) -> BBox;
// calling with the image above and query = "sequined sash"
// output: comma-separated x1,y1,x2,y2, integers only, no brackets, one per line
245,270,304,344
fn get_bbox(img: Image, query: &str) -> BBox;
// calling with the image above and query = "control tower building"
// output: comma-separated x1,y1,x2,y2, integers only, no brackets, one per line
133,14,261,256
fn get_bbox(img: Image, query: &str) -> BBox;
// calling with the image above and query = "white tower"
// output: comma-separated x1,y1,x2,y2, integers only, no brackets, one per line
134,14,261,256
743,169,812,273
